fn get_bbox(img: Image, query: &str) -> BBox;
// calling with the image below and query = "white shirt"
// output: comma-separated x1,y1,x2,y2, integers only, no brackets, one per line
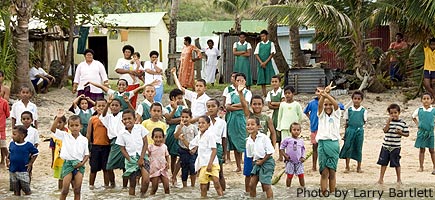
136,99,168,116
116,124,149,156
25,126,39,145
115,58,144,85
412,106,434,118
246,132,275,161
222,85,235,97
233,41,252,50
184,90,210,118
100,112,124,139
74,107,95,115
316,109,341,141
189,130,218,171
107,89,134,100
52,129,89,161
209,117,227,144
265,87,284,102
29,67,48,80
143,61,163,88
344,106,368,122
73,60,108,93
254,40,276,55
225,89,252,105
203,47,220,67
11,100,38,126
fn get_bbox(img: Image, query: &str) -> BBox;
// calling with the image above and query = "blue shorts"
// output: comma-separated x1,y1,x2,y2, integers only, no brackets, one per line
243,152,254,176
178,147,197,181
424,70,435,79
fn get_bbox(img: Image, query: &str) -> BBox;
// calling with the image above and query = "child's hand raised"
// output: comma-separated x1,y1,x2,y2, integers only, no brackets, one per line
170,67,176,74
56,109,65,118
108,94,114,102
170,100,177,109
324,82,336,93
237,83,245,92
123,94,129,102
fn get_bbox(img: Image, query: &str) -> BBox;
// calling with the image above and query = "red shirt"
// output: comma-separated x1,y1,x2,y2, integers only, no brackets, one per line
389,41,408,62
0,97,10,139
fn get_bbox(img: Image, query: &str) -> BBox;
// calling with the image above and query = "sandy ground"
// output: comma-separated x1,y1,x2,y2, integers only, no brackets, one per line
1,86,435,199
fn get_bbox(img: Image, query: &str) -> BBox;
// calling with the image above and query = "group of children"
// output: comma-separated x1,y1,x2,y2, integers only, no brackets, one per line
4,68,435,199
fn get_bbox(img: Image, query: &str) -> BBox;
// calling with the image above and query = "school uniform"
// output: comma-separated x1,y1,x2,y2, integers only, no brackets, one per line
136,99,167,121
107,89,134,111
165,105,184,156
412,106,435,148
100,112,125,170
254,40,276,85
25,126,39,146
265,88,283,142
11,100,38,126
209,117,227,165
74,107,95,136
316,109,341,174
116,124,149,176
339,106,367,162
246,132,275,185
184,89,210,118
225,89,252,153
189,129,219,184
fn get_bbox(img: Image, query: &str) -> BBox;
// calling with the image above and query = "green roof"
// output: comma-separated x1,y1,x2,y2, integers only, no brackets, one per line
177,20,268,37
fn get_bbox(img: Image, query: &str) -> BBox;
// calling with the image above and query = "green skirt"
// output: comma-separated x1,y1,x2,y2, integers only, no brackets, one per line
339,127,364,162
318,140,339,174
165,125,180,156
61,160,85,179
256,62,275,85
226,110,246,152
106,138,125,170
415,129,434,148
217,143,223,165
251,157,275,185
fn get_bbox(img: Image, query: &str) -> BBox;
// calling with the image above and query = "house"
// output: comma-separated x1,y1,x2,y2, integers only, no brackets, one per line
277,26,316,66
73,12,170,79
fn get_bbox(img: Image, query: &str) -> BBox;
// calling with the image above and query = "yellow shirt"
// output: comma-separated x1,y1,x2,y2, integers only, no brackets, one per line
141,119,167,145
424,47,435,71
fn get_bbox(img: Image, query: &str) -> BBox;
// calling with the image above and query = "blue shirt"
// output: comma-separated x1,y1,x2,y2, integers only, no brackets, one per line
304,98,319,132
9,141,39,173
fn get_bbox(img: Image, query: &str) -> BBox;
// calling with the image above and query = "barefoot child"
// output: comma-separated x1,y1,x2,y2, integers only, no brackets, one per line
222,72,237,163
277,85,303,141
116,109,150,197
411,92,435,174
135,84,167,124
11,86,38,128
266,75,284,161
50,110,89,200
0,87,9,167
175,109,198,187
149,128,170,195
179,79,211,123
280,122,305,187
7,125,38,196
86,98,110,189
51,115,68,190
339,90,367,173
21,111,39,148
71,94,96,136
189,116,223,198
142,103,167,145
316,84,340,195
303,86,323,171
246,116,275,198
377,103,409,184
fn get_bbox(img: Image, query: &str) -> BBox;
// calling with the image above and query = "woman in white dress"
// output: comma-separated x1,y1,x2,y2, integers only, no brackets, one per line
203,40,220,86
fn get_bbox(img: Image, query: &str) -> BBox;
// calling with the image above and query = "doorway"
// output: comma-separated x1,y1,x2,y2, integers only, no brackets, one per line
88,36,108,73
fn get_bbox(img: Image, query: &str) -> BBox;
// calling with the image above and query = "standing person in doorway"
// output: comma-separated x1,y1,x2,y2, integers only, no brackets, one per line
203,40,220,86
254,30,276,97
233,32,252,88
179,36,202,90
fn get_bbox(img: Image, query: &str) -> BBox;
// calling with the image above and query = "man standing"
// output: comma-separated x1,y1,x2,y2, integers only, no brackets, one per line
254,30,276,97
233,32,252,87
388,33,408,82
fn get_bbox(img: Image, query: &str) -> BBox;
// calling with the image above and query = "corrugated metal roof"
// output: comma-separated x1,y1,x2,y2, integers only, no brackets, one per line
287,68,326,94
177,20,268,37
99,12,169,28
277,26,315,36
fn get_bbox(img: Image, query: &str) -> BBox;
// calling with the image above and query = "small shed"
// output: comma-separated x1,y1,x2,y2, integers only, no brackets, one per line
287,68,326,94
73,12,170,79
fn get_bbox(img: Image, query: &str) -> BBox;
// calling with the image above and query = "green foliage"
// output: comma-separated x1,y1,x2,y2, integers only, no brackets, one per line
0,9,16,81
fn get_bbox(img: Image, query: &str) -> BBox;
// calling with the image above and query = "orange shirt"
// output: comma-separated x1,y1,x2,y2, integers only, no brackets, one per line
389,41,408,62
89,116,110,145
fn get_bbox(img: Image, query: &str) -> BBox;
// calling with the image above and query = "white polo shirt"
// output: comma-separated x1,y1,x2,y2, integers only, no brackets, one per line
209,117,227,144
316,109,341,142
184,90,210,118
53,129,89,161
116,124,149,156
25,126,39,145
246,132,275,161
189,129,218,171
136,99,168,116
115,58,144,85
11,100,38,126
100,112,124,140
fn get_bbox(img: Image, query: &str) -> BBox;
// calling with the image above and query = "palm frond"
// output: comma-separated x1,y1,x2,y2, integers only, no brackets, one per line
213,0,237,13
253,4,305,25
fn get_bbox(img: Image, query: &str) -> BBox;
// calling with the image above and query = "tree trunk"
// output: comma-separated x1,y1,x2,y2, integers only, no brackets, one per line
167,0,179,85
11,0,35,95
267,1,288,73
59,1,75,88
234,14,241,32
389,21,399,43
289,25,306,68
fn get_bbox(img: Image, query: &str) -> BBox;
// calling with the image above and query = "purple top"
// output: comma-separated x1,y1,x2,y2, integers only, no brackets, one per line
280,137,305,164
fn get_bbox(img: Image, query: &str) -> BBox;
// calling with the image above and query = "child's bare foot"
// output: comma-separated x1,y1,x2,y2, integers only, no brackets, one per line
357,168,363,173
397,180,403,185
432,170,435,175
171,177,177,187
312,167,317,171
376,180,384,185
278,157,283,162
89,185,95,190
344,167,350,173
233,168,241,172
417,167,424,172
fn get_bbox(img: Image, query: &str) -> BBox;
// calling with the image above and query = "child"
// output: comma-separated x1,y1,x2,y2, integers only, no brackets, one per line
149,128,170,195
135,84,167,124
51,115,68,190
11,86,38,128
316,84,340,195
175,108,198,187
246,116,275,198
143,51,164,102
266,75,284,161
206,99,227,190
303,86,323,171
189,116,223,198
377,103,409,184
71,94,96,136
225,73,252,172
86,79,145,111
339,91,367,173
132,51,145,83
141,102,167,145
100,95,133,188
280,122,305,187
21,111,39,148
423,38,435,98
0,70,10,101
7,125,38,196
116,109,150,197
254,29,276,97
277,85,303,140
50,110,89,200
412,92,435,173
86,98,110,189
222,72,237,163
0,86,9,167
164,89,185,185
179,79,211,122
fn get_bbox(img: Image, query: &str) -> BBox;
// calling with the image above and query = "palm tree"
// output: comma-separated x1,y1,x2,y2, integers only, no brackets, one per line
213,0,251,32
167,0,179,85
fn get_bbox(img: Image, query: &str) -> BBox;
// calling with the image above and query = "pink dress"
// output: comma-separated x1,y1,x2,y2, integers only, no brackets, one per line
148,144,169,178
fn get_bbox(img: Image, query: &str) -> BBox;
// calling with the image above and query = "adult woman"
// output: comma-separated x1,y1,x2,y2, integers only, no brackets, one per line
179,36,202,89
30,58,56,93
233,32,252,87
203,39,220,86
72,49,109,104
143,51,164,102
114,45,144,108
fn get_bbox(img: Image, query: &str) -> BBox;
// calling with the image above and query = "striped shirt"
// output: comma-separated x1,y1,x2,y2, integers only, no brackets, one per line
382,119,409,148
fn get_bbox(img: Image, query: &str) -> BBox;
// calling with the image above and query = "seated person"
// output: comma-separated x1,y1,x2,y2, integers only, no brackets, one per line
30,58,55,93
